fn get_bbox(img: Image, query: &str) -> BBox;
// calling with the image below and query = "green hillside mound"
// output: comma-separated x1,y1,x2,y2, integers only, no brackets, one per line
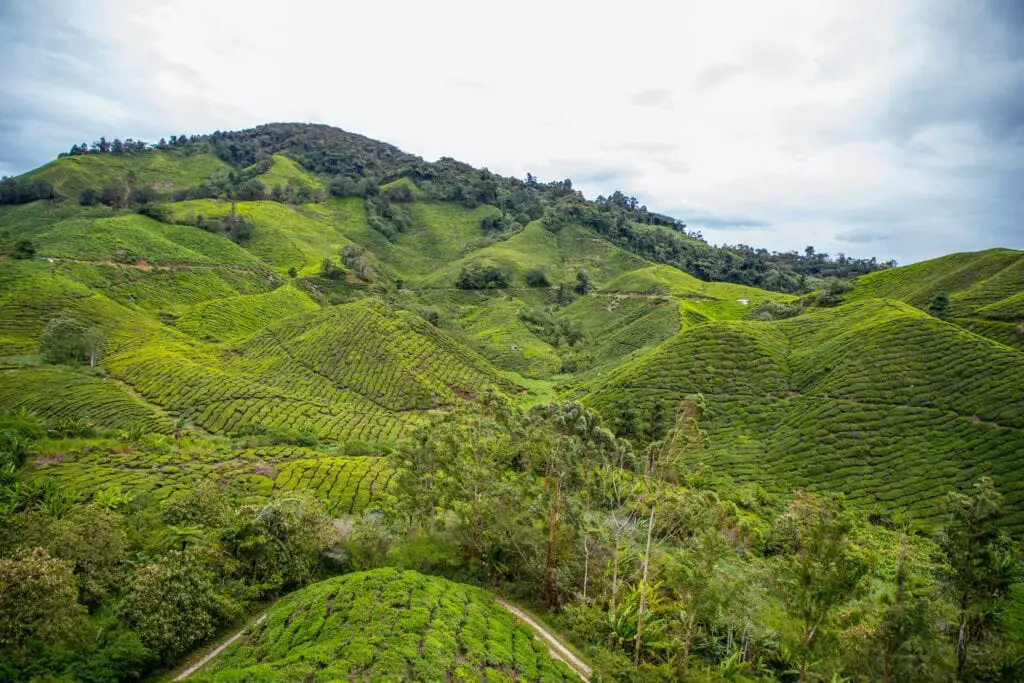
190,568,578,682
603,264,795,320
23,150,228,200
100,298,516,443
254,154,322,192
31,444,392,514
0,365,170,432
420,221,649,289
579,299,1024,525
176,284,320,342
167,199,361,274
847,248,1024,348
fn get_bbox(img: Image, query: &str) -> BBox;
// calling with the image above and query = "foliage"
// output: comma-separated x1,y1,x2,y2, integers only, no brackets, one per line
123,548,238,660
455,261,512,289
39,314,104,365
192,568,579,681
0,547,82,648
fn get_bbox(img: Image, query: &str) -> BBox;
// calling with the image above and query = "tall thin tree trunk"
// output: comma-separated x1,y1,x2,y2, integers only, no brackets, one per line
956,600,968,681
634,503,656,664
544,478,560,606
682,611,697,668
582,535,590,601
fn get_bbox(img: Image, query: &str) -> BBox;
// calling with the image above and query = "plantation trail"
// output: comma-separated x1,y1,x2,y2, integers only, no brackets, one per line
173,612,268,680
171,599,591,681
497,599,592,681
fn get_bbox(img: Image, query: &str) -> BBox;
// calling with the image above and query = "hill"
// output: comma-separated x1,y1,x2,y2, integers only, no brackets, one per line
575,298,1024,526
189,568,579,682
844,248,1024,348
0,123,1021,528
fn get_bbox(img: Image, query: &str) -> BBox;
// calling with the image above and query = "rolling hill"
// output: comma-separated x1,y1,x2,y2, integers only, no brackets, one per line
0,122,1021,533
188,568,579,682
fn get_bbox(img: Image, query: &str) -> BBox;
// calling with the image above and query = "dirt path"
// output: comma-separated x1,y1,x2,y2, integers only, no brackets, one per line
173,613,266,680
497,599,592,681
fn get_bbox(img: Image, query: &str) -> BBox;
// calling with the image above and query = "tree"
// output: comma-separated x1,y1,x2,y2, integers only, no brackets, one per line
49,504,128,607
123,549,235,660
939,477,1019,681
574,269,592,295
772,491,868,682
288,266,298,278
868,538,943,683
39,316,104,366
525,266,550,287
11,239,35,259
221,496,332,596
0,547,82,648
929,292,950,316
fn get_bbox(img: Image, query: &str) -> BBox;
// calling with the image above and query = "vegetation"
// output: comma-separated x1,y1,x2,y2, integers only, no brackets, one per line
0,123,1021,681
192,568,579,681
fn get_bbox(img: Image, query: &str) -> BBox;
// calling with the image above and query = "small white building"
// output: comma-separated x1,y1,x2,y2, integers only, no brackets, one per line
737,299,750,305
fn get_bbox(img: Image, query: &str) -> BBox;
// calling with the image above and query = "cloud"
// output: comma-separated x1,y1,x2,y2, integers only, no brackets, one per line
0,0,1021,265
626,89,675,110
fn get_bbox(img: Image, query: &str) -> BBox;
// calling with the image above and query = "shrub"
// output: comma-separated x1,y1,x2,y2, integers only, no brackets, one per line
11,239,36,259
455,262,511,290
525,267,550,287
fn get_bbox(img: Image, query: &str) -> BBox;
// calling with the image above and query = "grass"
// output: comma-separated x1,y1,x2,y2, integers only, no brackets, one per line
189,567,579,682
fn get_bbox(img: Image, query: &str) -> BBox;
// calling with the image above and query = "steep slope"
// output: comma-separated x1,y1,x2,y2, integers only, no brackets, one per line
190,568,579,682
578,299,1024,526
846,248,1024,348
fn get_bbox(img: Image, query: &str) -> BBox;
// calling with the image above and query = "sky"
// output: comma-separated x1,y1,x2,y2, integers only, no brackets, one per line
1,0,1022,265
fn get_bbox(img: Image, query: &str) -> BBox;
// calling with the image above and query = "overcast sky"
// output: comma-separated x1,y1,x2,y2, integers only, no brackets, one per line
1,0,1021,264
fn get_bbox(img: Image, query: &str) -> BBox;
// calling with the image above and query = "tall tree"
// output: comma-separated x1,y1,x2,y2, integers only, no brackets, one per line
939,477,1019,681
772,491,868,682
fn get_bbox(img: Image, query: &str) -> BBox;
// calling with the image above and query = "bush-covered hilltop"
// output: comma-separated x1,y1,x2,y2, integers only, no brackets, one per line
4,123,890,293
0,123,1022,682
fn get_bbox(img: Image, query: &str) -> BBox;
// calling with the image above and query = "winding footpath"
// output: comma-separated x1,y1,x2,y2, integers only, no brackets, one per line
173,614,267,681
496,600,592,681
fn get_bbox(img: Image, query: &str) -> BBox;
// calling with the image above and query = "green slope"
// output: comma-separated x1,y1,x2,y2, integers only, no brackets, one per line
190,568,579,682
22,150,229,200
577,299,1024,526
846,248,1024,348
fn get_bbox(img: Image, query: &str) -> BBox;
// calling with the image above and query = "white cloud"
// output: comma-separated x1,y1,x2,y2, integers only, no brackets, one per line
2,0,1021,263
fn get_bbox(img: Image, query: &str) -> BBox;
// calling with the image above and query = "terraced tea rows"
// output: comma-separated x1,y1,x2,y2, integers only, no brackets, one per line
31,445,392,513
105,339,413,443
846,248,1024,348
234,299,518,412
0,366,170,432
176,285,320,342
191,568,579,682
578,300,1024,526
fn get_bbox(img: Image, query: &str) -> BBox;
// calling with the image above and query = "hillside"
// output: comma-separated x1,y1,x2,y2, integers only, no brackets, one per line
0,122,1022,683
0,124,1021,525
844,247,1024,348
575,298,1024,526
188,568,579,682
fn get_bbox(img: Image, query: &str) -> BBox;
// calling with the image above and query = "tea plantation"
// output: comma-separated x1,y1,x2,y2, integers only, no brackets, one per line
190,568,579,682
1,129,1022,530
